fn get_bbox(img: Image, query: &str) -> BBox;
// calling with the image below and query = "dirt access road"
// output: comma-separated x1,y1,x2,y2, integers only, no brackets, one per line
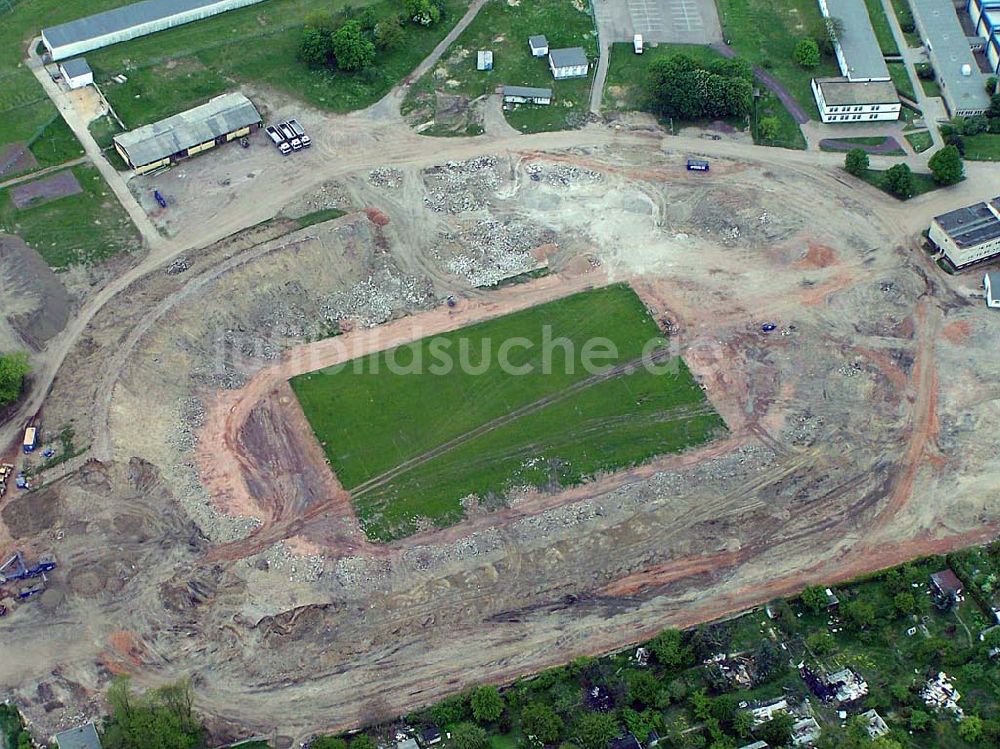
3,136,1000,744
2,11,1000,741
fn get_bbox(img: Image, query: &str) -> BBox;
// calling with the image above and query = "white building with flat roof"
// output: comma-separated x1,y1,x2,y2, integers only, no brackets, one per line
929,198,1000,268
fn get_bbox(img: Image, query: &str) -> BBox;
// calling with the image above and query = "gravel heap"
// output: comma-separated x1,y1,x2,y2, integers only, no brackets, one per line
322,268,434,328
526,162,603,186
446,219,546,287
424,156,501,213
369,168,404,189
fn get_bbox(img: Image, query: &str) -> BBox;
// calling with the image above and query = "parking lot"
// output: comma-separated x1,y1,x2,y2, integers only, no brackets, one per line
593,0,722,44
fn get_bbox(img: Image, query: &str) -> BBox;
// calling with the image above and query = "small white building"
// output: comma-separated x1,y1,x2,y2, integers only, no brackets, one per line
985,271,1000,307
477,50,493,71
790,717,821,747
528,35,548,57
58,57,93,89
860,710,889,739
812,78,901,122
502,85,552,105
548,47,589,79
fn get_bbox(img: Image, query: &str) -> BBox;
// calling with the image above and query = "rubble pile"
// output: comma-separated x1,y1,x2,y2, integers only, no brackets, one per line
322,268,434,328
369,168,403,189
424,157,501,213
446,219,548,286
525,162,603,186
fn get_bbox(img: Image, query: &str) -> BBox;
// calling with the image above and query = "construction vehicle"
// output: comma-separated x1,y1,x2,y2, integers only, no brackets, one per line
15,473,27,490
0,551,57,585
287,119,311,148
23,426,37,453
265,125,291,155
18,582,45,600
686,159,710,172
278,122,302,151
154,190,168,208
0,463,13,497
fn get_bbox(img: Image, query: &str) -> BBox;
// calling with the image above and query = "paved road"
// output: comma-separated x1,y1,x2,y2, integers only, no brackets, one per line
590,43,611,113
712,42,809,124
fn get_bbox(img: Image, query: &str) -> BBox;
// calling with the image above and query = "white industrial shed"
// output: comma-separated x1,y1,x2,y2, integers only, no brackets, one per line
41,0,268,61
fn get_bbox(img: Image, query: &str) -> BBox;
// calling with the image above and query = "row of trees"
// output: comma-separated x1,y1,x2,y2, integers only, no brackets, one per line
842,143,963,200
0,351,29,407
299,0,445,72
645,54,754,122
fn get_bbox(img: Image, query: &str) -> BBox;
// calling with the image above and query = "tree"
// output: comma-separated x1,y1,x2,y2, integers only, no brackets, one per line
0,351,29,406
470,686,504,724
647,629,692,669
806,631,835,655
756,116,779,142
813,16,844,55
800,586,828,613
331,20,376,71
731,711,754,739
987,76,998,96
882,163,915,199
432,695,468,726
404,0,442,25
102,678,204,749
452,724,489,749
573,713,618,749
844,148,869,176
312,739,347,749
928,144,964,185
522,703,564,745
958,715,984,743
909,710,932,731
793,38,820,68
842,599,877,629
755,713,794,747
375,20,405,49
625,670,659,708
753,639,784,682
893,591,916,616
350,736,377,749
299,25,333,67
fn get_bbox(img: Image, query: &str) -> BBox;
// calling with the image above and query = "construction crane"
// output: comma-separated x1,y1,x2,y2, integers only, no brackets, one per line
0,552,57,584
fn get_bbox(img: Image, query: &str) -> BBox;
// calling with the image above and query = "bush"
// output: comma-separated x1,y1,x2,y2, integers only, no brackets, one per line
404,0,443,25
470,686,504,724
916,63,935,80
793,38,820,68
331,20,376,71
452,724,489,749
522,703,564,745
0,351,29,407
758,116,780,142
962,116,988,136
844,148,869,176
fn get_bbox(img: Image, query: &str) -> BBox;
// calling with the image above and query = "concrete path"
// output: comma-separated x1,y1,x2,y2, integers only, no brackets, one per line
712,43,809,124
25,49,166,251
0,156,87,191
590,43,611,113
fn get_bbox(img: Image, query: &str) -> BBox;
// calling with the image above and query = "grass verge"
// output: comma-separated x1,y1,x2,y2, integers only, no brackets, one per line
857,167,941,199
887,62,915,101
290,284,724,540
904,130,933,152
86,0,469,127
716,0,840,120
0,165,141,267
294,207,347,228
863,0,899,55
961,132,1000,160
819,136,905,155
402,0,598,135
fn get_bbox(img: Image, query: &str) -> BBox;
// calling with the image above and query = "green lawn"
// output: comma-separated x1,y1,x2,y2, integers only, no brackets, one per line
716,0,840,119
905,130,933,152
889,0,921,47
961,132,1000,160
820,136,905,155
86,0,469,127
863,0,899,55
756,90,807,149
858,167,941,199
916,66,942,98
604,42,726,113
402,0,598,134
887,61,915,101
290,284,724,541
0,165,141,267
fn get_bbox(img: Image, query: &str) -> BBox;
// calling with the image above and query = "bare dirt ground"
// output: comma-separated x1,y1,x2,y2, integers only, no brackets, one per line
10,170,82,209
2,133,1000,747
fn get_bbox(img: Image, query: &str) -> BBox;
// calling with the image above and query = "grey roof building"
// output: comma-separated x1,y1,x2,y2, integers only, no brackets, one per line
59,57,92,79
820,0,891,81
503,85,553,99
113,92,262,173
41,0,267,61
812,77,898,104
929,198,1000,268
909,0,991,115
548,47,588,70
54,723,102,749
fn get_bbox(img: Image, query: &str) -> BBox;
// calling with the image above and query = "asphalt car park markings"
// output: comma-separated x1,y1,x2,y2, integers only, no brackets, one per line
628,0,664,32
669,0,704,30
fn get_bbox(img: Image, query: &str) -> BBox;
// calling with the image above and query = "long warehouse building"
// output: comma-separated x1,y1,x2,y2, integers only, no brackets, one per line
41,0,268,61
113,92,262,174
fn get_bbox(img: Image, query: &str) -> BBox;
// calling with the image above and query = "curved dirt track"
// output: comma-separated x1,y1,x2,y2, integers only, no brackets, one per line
3,129,1000,745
